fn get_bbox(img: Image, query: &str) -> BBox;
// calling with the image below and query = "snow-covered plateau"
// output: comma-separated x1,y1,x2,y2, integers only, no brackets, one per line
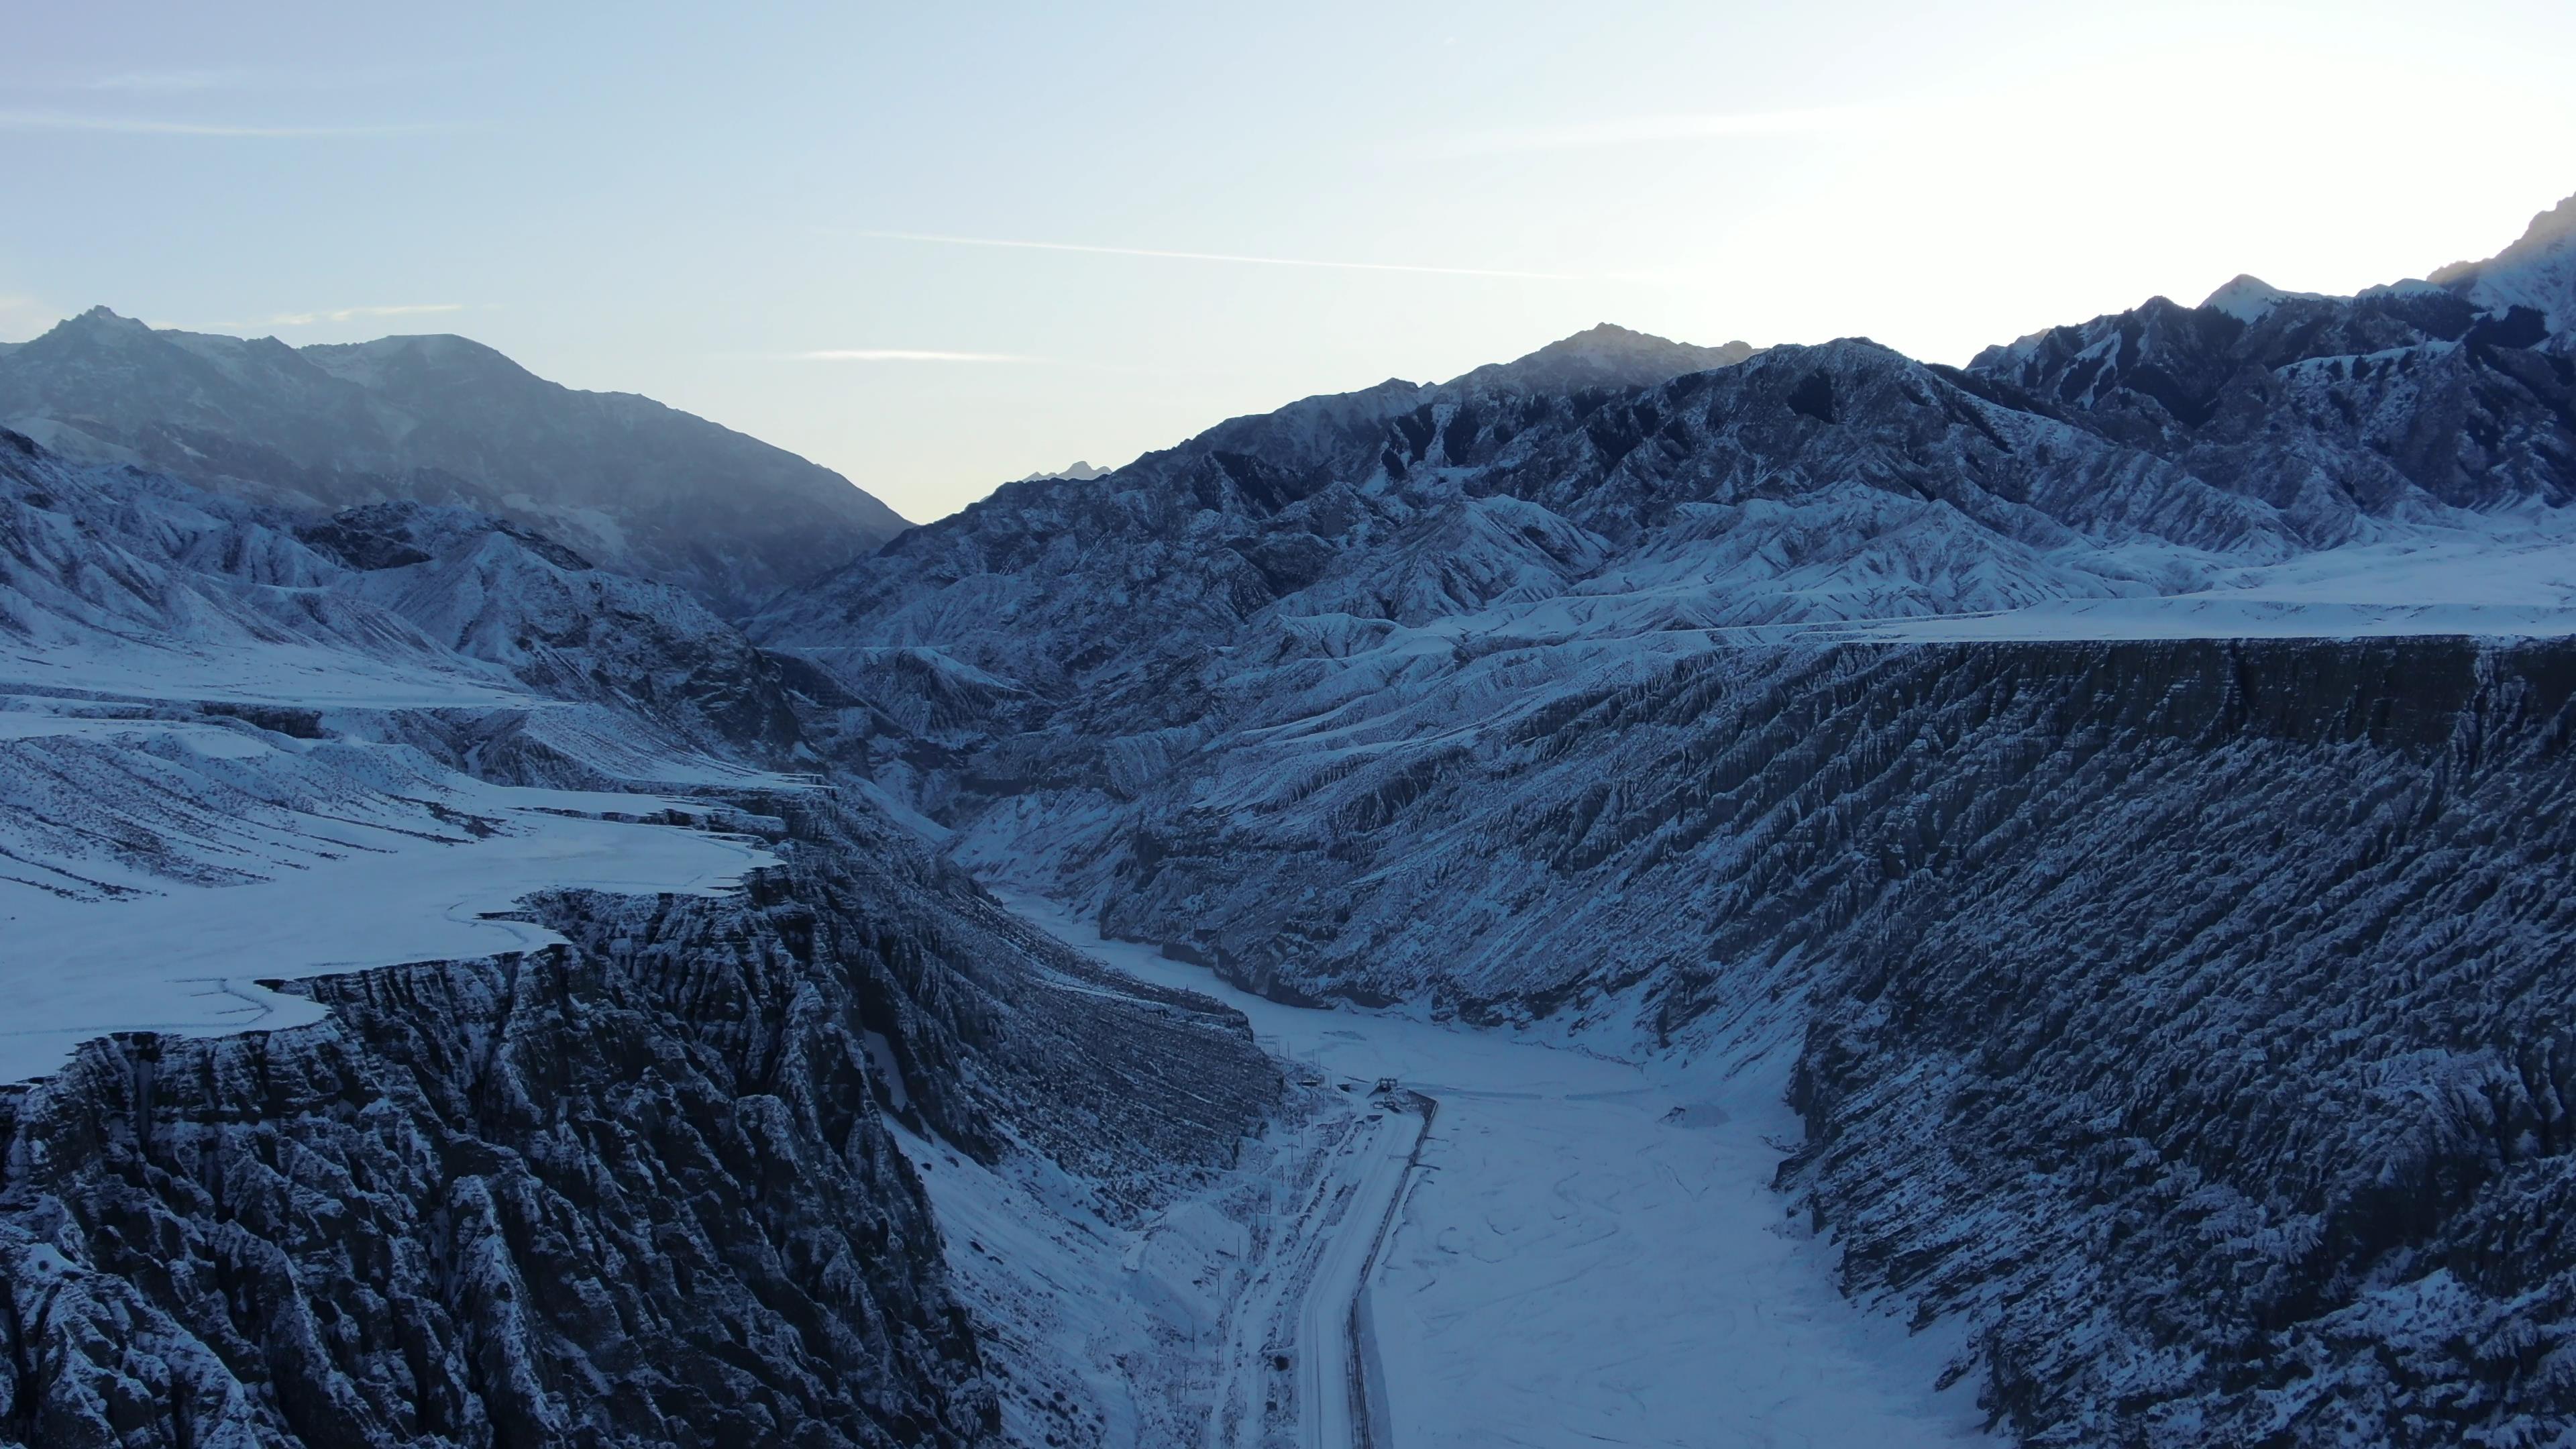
5,191,2576,1448
0,704,776,1082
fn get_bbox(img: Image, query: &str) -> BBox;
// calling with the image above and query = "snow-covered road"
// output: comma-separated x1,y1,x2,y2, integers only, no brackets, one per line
1300,1099,1424,1449
1010,898,2001,1449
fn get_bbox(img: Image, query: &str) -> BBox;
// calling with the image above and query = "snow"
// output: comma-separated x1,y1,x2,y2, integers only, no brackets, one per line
1833,521,2576,641
1311,515,2576,655
887,1117,1175,1448
0,637,531,708
0,704,777,1085
1007,896,2000,1449
2200,274,2328,323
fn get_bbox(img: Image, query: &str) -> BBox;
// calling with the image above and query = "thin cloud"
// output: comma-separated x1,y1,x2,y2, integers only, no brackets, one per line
792,348,1050,363
66,57,501,94
857,230,1607,282
1413,105,1883,157
0,110,447,138
80,68,253,93
260,303,468,327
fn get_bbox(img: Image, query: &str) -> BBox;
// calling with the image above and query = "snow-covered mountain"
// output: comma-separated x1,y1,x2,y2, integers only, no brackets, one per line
2,433,809,769
0,433,1285,1447
741,193,2576,1445
8,190,2576,1449
0,310,908,616
761,191,2576,707
1970,254,2573,523
2421,191,2576,328
1014,460,1114,483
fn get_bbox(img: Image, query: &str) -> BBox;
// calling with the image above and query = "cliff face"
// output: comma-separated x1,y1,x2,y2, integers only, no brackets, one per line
1770,643,2576,1444
1042,636,2576,1442
734,230,2576,1438
0,797,1277,1449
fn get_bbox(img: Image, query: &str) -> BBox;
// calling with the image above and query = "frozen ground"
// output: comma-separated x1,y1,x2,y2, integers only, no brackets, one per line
888,918,1420,1449
1371,515,2576,652
1828,521,2576,641
0,637,531,708
1008,897,1999,1449
1297,1100,1421,1449
0,700,778,1083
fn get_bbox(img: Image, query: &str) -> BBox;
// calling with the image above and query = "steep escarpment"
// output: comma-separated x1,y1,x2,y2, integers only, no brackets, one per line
0,795,1276,1449
1030,635,2576,1442
1777,642,2576,1446
741,197,2576,1446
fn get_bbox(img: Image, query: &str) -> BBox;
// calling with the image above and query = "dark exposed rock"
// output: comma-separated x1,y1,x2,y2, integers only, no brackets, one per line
0,796,1277,1448
1061,635,2576,1443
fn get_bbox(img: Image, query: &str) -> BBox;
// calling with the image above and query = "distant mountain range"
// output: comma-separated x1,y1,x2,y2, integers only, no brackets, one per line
6,186,2576,1449
0,310,908,617
1014,460,1113,483
733,193,2576,1444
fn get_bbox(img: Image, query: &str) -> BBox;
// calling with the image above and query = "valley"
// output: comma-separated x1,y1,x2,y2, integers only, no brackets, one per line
1008,898,1996,1448
4,186,2574,1446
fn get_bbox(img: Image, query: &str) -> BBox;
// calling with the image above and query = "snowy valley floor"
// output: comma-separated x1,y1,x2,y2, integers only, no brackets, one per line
1003,896,2000,1449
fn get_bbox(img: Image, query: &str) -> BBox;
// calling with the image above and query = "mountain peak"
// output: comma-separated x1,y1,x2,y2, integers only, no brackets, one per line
2510,190,2576,255
2199,274,2326,323
1446,323,1758,394
54,306,157,341
2432,191,2576,285
0,312,908,614
298,331,535,390
2414,190,2576,327
1014,460,1111,484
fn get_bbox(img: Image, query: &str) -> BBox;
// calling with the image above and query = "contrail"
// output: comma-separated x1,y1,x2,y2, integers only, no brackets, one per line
857,230,1601,282
0,110,445,138
792,348,1049,362
1413,105,1883,156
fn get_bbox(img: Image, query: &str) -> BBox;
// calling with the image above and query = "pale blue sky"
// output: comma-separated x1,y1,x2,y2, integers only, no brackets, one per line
5,1,2573,520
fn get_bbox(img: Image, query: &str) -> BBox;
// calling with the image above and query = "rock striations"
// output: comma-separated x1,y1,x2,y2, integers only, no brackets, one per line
0,437,1275,1448
0,793,1275,1448
8,191,2576,1447
744,193,2576,1445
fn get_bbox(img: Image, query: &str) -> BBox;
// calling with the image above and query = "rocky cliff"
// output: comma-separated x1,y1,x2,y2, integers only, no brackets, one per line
0,793,1275,1448
743,195,2576,1445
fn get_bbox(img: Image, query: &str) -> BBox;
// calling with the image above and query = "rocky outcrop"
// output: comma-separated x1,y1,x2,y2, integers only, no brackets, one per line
0,796,1277,1448
1034,635,2576,1443
741,199,2576,1444
1774,642,2576,1445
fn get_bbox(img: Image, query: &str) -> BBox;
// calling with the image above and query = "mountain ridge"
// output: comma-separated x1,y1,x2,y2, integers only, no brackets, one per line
0,309,908,617
729,188,2576,1446
8,185,2576,1449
